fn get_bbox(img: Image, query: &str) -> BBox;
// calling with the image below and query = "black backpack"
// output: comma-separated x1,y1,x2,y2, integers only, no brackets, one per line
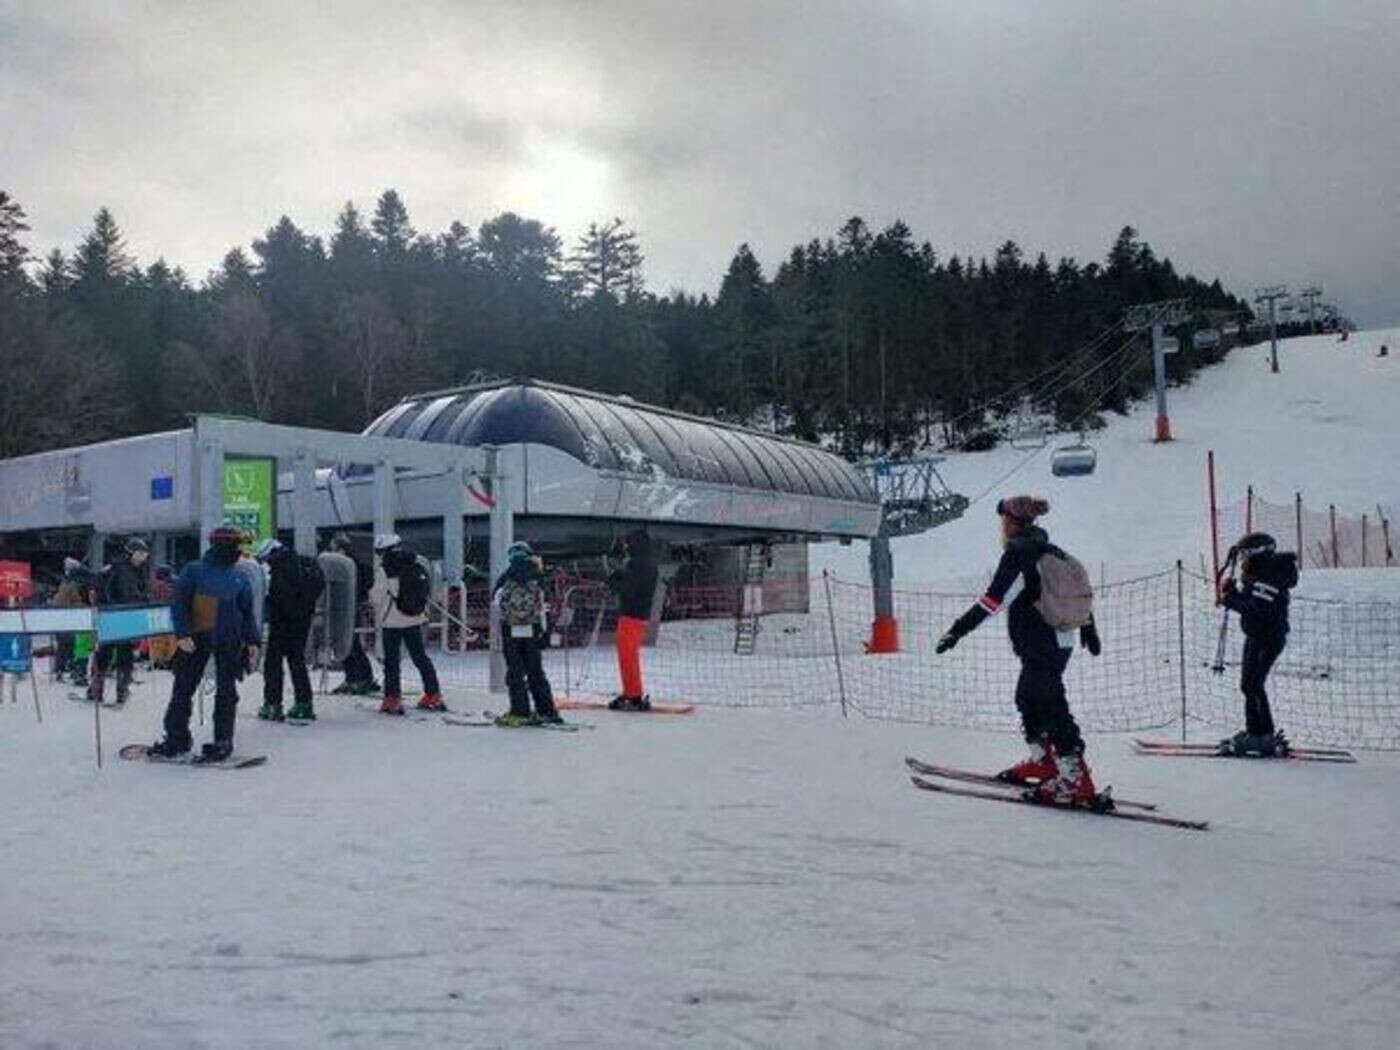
386,549,430,617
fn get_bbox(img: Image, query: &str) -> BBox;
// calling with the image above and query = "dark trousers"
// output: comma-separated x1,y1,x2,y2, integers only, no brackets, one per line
1013,637,1082,756
264,621,312,707
55,634,75,676
341,633,375,684
1241,633,1286,735
382,625,439,698
503,634,555,717
91,642,135,699
163,641,243,747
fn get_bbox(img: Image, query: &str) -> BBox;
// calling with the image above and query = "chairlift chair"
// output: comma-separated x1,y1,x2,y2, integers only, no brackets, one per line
1050,436,1097,477
1009,422,1048,451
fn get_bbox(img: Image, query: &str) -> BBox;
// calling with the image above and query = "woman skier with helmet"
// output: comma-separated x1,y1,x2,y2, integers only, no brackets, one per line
934,496,1104,806
1217,531,1297,756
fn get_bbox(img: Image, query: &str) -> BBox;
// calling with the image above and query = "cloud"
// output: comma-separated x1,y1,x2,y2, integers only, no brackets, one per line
2,0,1397,323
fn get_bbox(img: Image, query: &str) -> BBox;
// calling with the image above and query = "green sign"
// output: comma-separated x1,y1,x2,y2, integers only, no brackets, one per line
223,457,276,544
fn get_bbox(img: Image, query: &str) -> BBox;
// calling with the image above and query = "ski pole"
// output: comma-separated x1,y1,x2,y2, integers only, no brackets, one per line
1211,610,1229,675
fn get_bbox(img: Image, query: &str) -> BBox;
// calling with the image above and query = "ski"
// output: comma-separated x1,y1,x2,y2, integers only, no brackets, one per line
903,757,1158,811
67,692,127,709
557,697,695,715
1133,739,1356,763
118,744,267,769
442,714,587,732
909,775,1208,831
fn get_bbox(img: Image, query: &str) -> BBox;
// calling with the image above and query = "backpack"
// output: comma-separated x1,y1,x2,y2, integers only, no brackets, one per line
390,556,431,618
290,554,326,616
1034,548,1094,629
498,576,544,628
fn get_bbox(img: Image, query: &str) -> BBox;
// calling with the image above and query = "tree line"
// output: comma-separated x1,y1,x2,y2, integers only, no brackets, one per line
0,187,1251,461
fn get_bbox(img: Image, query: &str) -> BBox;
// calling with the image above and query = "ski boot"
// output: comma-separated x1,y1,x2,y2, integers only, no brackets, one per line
1219,730,1251,756
258,701,285,722
148,736,192,759
379,695,405,716
330,681,355,695
197,740,233,763
996,738,1057,784
286,700,316,721
1030,752,1105,808
494,712,540,728
415,693,446,711
607,695,651,712
535,710,564,725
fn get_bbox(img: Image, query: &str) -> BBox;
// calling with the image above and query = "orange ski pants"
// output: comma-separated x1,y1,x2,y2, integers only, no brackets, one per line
616,615,647,698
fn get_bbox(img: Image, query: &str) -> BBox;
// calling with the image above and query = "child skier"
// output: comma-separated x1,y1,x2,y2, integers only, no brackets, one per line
934,496,1103,805
1217,532,1297,756
492,541,559,726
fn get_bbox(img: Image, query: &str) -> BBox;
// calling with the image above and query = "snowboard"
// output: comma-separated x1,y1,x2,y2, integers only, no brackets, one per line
118,744,267,769
557,697,695,715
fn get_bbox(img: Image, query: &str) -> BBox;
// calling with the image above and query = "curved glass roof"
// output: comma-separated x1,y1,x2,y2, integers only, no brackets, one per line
362,380,877,504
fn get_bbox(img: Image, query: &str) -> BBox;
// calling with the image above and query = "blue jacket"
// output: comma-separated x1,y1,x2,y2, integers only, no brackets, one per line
172,553,259,647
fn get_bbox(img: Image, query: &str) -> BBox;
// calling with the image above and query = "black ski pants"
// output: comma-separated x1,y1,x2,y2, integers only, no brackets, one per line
503,634,555,718
163,639,243,748
381,625,440,698
91,642,135,700
264,620,312,707
1012,624,1083,756
1240,632,1286,736
341,633,375,685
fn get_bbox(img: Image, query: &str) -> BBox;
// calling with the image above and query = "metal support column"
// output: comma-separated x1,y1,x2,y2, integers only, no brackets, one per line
867,535,898,653
292,451,317,555
199,439,225,553
1151,322,1172,442
372,460,395,542
486,447,512,693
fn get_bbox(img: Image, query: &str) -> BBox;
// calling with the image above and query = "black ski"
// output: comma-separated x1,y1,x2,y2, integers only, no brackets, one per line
904,757,1159,811
1133,739,1356,763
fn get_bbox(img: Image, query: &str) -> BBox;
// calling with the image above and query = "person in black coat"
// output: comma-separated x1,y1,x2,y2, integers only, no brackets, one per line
935,497,1102,804
607,527,659,711
1218,532,1297,756
254,538,323,721
89,537,150,704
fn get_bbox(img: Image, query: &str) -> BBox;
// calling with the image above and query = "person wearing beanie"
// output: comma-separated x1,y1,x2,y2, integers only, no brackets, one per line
368,534,443,714
606,527,659,711
88,537,151,704
935,496,1104,806
148,526,260,761
491,541,559,726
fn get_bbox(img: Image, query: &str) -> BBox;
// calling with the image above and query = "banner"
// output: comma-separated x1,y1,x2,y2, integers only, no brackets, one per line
223,457,276,544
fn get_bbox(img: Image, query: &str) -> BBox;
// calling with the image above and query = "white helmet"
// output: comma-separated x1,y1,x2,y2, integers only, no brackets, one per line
373,533,402,552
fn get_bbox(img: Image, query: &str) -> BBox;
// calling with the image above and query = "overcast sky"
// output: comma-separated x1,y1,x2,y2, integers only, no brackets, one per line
3,1,1397,325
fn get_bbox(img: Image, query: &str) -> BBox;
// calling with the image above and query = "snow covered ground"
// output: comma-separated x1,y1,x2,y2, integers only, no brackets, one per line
5,329,1400,1048
3,675,1399,1050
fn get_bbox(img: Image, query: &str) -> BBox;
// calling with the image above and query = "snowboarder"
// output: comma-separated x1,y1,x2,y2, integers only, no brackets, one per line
90,537,150,704
148,526,260,761
492,541,559,726
254,538,324,722
327,533,380,695
934,496,1103,804
607,527,658,711
1217,532,1297,756
368,534,443,714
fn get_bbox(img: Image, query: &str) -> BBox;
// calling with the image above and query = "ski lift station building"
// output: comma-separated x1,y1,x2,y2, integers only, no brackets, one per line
0,380,882,582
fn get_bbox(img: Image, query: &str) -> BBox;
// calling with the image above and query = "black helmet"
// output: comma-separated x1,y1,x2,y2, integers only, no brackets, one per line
1233,532,1276,559
124,537,149,556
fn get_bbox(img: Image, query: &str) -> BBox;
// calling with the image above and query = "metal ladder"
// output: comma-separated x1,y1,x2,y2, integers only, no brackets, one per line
732,545,767,655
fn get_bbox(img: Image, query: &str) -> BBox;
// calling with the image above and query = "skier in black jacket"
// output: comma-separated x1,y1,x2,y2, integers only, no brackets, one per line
607,527,659,711
89,537,150,704
1217,532,1297,756
935,497,1102,804
254,538,323,722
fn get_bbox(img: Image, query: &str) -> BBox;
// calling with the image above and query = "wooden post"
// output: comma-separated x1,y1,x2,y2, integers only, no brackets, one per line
1245,485,1253,533
1295,492,1304,573
1330,504,1340,567
1207,451,1222,594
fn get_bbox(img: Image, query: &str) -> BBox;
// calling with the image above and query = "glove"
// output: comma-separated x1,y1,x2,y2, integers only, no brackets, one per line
935,631,959,654
1079,623,1101,656
175,636,196,654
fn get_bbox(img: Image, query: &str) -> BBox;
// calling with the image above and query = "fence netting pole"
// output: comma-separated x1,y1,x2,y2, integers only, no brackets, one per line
822,571,849,718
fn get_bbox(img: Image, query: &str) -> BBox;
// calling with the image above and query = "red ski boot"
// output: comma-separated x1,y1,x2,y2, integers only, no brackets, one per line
1031,752,1101,807
996,739,1057,784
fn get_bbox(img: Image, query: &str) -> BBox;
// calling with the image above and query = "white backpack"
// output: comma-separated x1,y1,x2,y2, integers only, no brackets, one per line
1034,549,1094,629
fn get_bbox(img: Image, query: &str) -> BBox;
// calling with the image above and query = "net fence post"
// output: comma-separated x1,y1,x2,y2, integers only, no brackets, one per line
822,570,849,718
1176,560,1188,743
1295,492,1303,573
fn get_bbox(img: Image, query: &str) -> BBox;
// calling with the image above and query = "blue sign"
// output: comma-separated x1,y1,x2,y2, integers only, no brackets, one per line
151,476,174,500
0,633,30,673
96,605,176,644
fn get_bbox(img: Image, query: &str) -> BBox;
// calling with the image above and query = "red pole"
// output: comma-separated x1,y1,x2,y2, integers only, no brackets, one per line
1245,485,1253,533
1207,450,1222,593
1330,504,1340,567
1295,492,1304,573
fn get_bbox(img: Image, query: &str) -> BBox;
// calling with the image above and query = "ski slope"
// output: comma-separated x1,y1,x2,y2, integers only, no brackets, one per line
4,330,1400,1048
811,328,1400,595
